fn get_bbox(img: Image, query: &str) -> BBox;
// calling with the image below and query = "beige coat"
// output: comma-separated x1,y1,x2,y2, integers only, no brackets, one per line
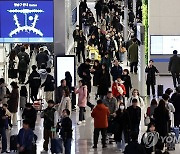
58,96,71,117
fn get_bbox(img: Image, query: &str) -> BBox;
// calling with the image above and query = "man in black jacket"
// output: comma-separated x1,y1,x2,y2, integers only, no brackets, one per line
0,103,9,153
60,109,72,154
145,60,159,97
17,46,30,84
41,68,55,102
168,50,180,88
26,65,41,102
36,47,49,69
77,58,91,78
22,103,37,130
127,98,141,135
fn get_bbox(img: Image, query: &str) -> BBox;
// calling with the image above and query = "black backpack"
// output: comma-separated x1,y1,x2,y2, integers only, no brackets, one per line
9,60,15,70
19,55,27,67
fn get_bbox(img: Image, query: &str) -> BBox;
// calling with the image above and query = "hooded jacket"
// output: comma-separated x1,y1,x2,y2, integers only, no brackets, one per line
91,104,110,128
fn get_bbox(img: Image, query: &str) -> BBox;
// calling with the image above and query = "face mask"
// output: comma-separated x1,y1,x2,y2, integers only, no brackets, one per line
76,27,79,30
120,105,125,110
0,104,2,107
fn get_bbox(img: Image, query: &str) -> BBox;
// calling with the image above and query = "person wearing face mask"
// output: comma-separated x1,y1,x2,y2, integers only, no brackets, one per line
114,102,130,152
145,60,159,97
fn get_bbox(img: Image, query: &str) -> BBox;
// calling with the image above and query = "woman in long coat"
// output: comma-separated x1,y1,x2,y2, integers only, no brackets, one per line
114,102,130,152
8,82,19,126
97,63,111,100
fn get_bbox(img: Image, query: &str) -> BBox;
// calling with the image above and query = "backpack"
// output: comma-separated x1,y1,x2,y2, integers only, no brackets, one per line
19,55,27,67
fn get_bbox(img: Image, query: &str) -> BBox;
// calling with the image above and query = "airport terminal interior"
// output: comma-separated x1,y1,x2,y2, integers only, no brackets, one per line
0,0,180,154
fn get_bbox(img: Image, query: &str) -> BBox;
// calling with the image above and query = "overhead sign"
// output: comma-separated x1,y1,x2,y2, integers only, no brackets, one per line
0,0,54,42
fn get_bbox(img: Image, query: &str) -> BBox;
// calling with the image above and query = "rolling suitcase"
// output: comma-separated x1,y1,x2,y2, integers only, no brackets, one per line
10,135,17,151
157,85,163,96
166,133,176,151
51,128,63,153
172,127,179,143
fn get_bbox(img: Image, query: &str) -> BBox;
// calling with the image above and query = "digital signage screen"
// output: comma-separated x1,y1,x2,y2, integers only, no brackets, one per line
0,0,54,42
151,35,180,55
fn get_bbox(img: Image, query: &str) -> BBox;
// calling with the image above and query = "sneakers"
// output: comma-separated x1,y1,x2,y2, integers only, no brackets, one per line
77,121,82,125
82,120,86,123
1,151,10,154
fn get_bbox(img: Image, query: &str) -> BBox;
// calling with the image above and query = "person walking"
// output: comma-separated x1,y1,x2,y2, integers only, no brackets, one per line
75,80,87,125
111,59,123,81
25,65,41,102
7,82,19,126
154,99,170,137
127,98,141,135
168,50,180,88
145,60,159,97
41,68,55,102
0,78,8,104
36,47,49,69
128,38,138,74
0,103,9,154
77,30,86,63
91,100,110,149
17,46,30,84
114,102,130,152
41,100,58,153
22,103,37,130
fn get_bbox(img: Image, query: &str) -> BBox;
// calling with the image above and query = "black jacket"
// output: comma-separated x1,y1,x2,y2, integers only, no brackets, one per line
127,106,141,131
121,75,132,97
73,29,79,42
17,52,30,71
168,55,180,73
36,52,49,67
41,74,55,92
60,117,73,140
78,63,91,78
111,65,123,81
124,141,146,154
97,70,111,95
114,110,131,142
0,107,6,128
26,71,41,89
22,107,37,129
145,65,159,85
89,26,98,38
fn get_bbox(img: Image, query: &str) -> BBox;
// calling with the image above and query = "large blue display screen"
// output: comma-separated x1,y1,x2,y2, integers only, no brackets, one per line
0,0,54,42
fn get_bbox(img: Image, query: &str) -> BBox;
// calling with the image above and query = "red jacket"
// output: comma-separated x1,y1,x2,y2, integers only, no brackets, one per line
91,104,110,128
112,82,126,97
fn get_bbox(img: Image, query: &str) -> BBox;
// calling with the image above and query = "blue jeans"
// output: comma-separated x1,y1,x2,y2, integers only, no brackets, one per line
0,127,7,152
64,138,72,154
117,132,125,151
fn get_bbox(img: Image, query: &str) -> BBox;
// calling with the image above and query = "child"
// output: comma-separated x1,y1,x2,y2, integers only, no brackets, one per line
20,86,27,109
3,103,12,128
60,109,73,154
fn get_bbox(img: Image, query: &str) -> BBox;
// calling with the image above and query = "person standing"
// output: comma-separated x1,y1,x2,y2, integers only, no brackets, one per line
168,50,180,88
75,80,87,125
0,78,8,104
41,100,58,152
127,98,141,135
7,82,19,126
0,103,9,154
145,60,159,97
91,100,110,148
17,120,34,154
55,79,69,104
77,30,86,63
17,46,30,84
60,109,73,154
65,71,72,93
128,38,138,74
73,25,80,53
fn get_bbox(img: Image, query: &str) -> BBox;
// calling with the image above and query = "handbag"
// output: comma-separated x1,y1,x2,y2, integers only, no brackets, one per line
144,116,150,126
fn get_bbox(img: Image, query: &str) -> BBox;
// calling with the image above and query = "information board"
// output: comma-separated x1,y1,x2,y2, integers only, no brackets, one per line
151,35,180,54
0,0,53,42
